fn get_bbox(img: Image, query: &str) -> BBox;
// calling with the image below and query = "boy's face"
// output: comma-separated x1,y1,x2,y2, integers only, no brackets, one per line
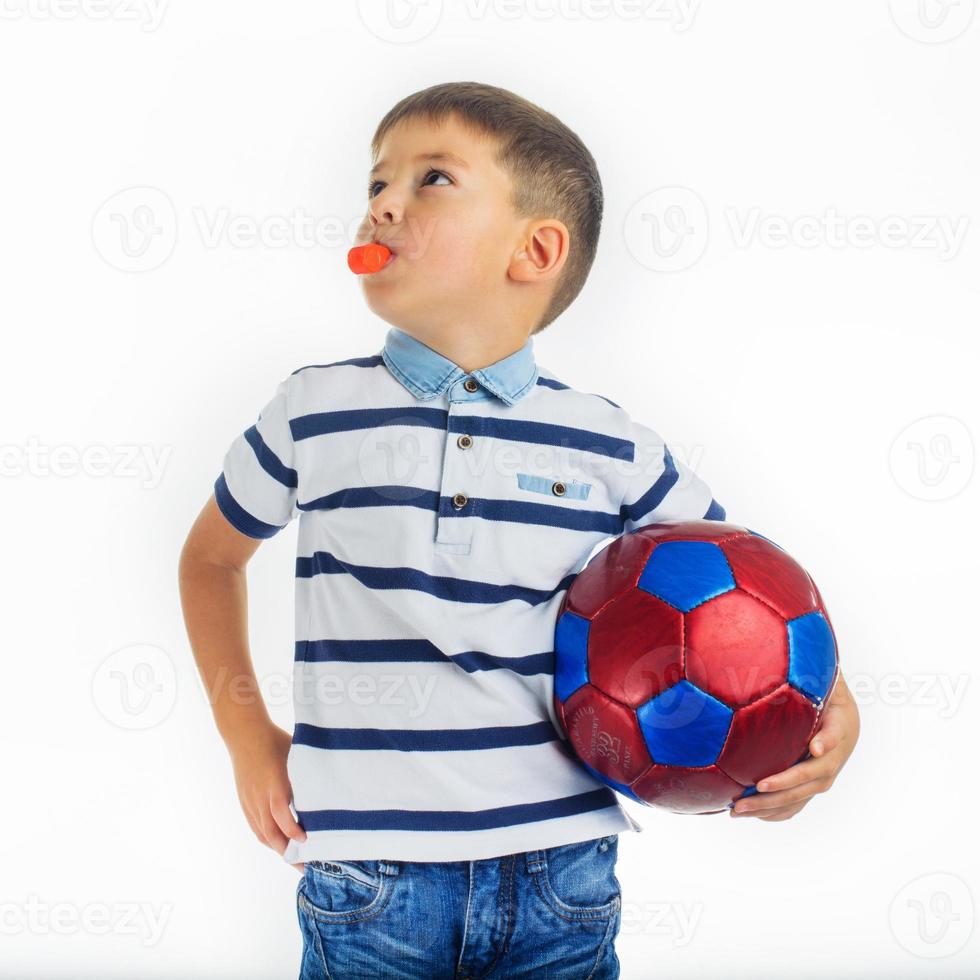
355,113,528,333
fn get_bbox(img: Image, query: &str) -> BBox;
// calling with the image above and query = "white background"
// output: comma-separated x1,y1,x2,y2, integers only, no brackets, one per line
1,1,978,977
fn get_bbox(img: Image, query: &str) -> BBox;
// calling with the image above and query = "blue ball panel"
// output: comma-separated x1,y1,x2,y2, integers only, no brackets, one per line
554,610,591,702
787,610,837,704
637,541,735,612
636,679,734,767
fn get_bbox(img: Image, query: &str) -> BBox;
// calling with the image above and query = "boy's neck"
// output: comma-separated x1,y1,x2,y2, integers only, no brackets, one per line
400,325,533,374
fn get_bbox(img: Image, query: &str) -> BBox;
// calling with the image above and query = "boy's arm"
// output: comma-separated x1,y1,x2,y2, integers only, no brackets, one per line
730,672,860,820
178,494,268,744
178,496,307,864
178,375,307,865
619,416,726,532
620,414,859,819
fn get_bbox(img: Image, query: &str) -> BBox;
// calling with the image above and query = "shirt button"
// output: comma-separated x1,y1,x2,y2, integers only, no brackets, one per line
452,492,468,509
457,434,473,450
552,481,566,496
463,378,479,393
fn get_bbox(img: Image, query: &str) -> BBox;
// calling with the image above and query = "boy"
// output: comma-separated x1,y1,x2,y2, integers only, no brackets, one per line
178,81,859,979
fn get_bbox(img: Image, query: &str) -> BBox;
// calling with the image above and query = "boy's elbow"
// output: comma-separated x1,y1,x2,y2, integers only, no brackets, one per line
180,494,262,575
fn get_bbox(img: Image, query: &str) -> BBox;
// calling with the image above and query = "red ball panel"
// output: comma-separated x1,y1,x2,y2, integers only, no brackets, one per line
631,763,746,813
685,589,788,706
564,530,656,619
588,588,684,706
715,683,820,786
808,571,826,611
633,521,748,544
553,691,565,733
720,534,819,621
561,684,652,785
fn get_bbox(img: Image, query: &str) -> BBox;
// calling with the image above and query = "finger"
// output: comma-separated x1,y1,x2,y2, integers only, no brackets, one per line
812,694,851,745
732,778,828,814
258,811,289,853
756,748,843,792
734,778,825,812
755,758,822,792
755,803,807,822
810,719,842,757
270,795,308,843
290,861,306,873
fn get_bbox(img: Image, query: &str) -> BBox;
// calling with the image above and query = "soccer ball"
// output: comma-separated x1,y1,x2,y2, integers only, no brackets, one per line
553,521,839,813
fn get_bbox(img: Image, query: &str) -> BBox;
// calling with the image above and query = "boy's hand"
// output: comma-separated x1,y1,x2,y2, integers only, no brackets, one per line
730,674,859,821
227,721,308,871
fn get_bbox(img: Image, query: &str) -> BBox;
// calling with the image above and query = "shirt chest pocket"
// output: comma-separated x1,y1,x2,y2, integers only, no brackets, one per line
516,471,592,501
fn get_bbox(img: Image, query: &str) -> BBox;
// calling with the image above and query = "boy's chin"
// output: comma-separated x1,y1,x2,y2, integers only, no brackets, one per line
362,292,415,326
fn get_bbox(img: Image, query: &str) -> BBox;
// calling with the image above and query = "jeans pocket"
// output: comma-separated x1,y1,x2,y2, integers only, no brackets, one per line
532,835,621,921
298,859,397,924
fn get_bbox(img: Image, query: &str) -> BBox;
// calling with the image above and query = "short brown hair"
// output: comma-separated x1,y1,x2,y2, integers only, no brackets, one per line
370,81,603,336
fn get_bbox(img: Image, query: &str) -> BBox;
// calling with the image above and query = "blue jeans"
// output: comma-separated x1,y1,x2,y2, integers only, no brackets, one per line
296,833,622,979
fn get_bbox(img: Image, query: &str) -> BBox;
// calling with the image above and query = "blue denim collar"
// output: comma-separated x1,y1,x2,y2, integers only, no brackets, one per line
381,326,539,406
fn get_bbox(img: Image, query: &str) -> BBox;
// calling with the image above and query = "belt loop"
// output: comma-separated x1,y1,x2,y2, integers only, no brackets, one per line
525,849,546,874
379,861,401,877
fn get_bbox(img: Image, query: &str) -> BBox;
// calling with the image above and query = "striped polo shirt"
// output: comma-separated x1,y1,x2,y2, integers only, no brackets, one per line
214,326,726,863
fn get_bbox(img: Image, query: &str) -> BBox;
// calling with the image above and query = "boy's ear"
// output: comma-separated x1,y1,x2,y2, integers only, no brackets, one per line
509,219,569,284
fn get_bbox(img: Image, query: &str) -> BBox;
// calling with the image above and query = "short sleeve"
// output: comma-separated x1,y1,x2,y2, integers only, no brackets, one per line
619,417,726,534
213,377,299,539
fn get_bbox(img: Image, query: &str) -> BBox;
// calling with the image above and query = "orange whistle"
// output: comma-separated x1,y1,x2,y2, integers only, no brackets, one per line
348,242,392,274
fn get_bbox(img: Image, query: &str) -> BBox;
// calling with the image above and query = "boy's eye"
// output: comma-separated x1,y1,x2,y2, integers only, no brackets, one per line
368,167,452,199
422,168,452,188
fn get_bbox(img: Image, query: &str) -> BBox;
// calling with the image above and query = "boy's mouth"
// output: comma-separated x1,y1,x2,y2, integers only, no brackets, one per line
374,250,397,272
348,239,399,275
371,239,398,271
